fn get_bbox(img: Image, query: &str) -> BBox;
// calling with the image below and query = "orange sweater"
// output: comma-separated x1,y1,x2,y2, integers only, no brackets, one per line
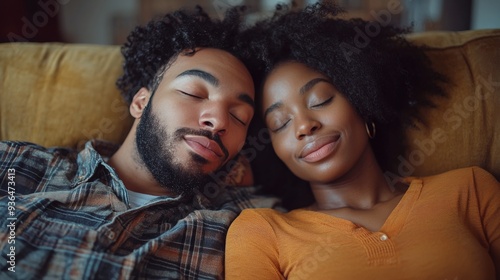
225,167,500,279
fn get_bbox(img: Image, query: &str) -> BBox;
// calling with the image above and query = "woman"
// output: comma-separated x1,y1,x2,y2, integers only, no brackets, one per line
226,3,500,279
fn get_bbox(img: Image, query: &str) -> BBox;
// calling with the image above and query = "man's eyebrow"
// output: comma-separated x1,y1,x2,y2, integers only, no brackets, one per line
176,69,219,87
299,78,331,95
177,69,253,108
238,93,255,108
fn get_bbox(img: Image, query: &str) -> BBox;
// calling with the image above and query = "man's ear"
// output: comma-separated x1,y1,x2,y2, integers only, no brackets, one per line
130,87,151,119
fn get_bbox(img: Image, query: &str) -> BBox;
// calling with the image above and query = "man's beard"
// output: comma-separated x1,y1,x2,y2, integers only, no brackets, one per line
135,100,222,196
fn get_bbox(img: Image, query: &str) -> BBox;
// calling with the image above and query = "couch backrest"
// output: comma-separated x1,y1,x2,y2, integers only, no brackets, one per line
0,43,133,149
0,29,499,179
395,29,500,180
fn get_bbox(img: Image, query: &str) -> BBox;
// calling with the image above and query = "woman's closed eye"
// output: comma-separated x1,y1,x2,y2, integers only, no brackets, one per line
311,96,333,108
269,119,290,133
269,96,333,132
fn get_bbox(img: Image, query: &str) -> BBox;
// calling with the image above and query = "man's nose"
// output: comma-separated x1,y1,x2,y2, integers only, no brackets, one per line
199,104,229,136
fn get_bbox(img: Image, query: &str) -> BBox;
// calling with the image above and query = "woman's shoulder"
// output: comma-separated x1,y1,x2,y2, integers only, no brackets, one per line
228,208,285,239
234,208,313,227
229,208,325,243
422,166,497,182
237,208,288,222
407,166,499,195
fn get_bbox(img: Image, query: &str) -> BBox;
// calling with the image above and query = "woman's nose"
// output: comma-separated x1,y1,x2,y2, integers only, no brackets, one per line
295,114,321,140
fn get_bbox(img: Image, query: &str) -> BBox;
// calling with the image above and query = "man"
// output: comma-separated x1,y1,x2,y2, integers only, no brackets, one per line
0,7,277,279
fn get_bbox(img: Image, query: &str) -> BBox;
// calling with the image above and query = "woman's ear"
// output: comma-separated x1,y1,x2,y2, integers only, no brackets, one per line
130,87,151,119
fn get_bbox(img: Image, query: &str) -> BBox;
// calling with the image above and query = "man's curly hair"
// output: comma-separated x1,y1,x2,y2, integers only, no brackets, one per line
116,6,248,104
239,3,447,208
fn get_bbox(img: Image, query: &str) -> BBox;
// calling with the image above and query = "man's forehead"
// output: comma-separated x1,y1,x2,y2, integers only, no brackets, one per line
163,48,253,93
172,48,240,69
161,49,241,83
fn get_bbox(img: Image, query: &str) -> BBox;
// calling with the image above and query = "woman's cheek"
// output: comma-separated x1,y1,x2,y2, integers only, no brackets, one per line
273,136,294,163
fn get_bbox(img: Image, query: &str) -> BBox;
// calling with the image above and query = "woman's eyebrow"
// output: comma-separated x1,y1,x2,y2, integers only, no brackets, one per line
264,102,282,119
299,78,331,95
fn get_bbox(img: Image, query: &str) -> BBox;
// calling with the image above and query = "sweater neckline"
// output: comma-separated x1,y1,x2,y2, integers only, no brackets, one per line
291,177,423,236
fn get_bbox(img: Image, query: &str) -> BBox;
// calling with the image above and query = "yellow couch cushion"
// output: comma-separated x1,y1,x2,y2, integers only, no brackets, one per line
0,42,133,149
399,29,500,180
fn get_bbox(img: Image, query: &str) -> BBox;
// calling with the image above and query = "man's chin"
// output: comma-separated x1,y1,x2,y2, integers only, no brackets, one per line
185,152,223,174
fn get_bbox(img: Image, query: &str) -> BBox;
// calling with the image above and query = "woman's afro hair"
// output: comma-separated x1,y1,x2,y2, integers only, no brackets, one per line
238,2,447,208
240,2,448,166
116,6,248,104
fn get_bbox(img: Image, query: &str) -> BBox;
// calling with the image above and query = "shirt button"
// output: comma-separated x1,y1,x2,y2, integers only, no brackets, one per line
107,231,116,240
380,233,388,241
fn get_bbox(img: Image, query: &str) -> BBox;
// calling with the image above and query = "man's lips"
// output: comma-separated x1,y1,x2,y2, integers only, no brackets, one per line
184,135,224,160
299,134,341,163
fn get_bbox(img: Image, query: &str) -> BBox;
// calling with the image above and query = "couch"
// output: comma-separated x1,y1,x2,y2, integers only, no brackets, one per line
1,29,499,181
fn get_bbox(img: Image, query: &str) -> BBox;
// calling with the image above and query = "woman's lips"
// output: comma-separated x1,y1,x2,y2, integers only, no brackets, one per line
184,135,223,161
299,135,341,163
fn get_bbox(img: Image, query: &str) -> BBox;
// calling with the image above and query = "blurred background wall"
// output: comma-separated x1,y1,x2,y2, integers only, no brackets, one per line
1,0,499,45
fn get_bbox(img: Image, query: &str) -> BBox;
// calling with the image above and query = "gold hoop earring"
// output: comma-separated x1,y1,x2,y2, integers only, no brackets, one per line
365,122,376,139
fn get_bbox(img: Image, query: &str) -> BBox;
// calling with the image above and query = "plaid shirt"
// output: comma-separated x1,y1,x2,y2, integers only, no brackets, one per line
0,140,278,279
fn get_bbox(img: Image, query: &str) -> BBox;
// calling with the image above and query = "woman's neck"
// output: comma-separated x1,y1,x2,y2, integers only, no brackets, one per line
309,147,402,211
